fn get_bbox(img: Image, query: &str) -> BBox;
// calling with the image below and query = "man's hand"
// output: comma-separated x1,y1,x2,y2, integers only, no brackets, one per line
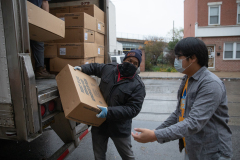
96,105,108,118
42,1,49,12
131,128,157,143
74,66,82,71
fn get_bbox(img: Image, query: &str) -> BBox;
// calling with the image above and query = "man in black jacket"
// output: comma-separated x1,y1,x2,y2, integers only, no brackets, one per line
74,50,146,160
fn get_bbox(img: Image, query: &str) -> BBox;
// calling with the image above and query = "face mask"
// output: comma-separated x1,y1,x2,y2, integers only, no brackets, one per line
119,62,137,77
174,57,192,73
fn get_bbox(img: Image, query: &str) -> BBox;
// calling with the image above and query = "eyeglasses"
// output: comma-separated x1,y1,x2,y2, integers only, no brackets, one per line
175,55,183,60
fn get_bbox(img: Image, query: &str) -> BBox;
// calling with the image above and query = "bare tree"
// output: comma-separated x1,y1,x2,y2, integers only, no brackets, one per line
144,37,167,70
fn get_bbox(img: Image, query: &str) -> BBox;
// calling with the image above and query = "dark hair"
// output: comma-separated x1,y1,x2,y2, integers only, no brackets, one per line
174,37,208,67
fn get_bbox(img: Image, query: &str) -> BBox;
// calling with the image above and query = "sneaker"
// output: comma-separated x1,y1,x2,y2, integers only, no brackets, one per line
35,67,55,79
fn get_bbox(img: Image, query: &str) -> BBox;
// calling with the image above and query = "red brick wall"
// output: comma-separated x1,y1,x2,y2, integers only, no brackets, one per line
184,0,197,37
140,49,145,72
200,36,240,72
198,0,238,26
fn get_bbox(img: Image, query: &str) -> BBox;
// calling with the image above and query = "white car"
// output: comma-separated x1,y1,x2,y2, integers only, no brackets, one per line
111,55,125,64
110,55,140,74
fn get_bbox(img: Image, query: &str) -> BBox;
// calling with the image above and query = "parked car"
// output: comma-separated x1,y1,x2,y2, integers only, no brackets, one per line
111,55,125,64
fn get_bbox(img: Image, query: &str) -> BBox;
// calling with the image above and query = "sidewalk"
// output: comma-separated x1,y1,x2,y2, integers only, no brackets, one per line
139,71,240,80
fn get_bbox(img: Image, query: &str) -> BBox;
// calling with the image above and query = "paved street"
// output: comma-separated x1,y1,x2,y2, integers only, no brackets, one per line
0,79,239,160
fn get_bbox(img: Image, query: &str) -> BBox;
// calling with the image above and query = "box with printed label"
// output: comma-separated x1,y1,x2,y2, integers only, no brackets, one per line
56,64,107,126
27,1,65,42
94,56,104,64
70,4,105,22
50,57,94,72
44,43,57,58
54,28,95,43
56,12,96,31
95,32,104,46
96,44,104,56
57,43,97,59
50,6,69,16
96,19,105,34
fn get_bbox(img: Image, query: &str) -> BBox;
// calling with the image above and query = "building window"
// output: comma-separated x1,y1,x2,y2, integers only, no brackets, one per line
238,3,240,24
237,43,240,58
208,2,222,25
224,42,240,60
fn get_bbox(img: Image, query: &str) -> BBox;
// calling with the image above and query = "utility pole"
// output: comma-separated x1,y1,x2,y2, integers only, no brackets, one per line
173,21,175,41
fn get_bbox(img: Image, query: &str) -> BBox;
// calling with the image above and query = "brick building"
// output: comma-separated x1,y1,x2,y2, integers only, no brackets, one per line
184,0,240,71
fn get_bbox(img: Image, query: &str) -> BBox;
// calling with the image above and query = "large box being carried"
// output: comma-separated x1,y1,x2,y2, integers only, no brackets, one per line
56,65,107,126
27,1,65,42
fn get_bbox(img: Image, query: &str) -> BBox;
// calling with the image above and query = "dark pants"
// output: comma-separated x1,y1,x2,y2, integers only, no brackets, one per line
91,127,135,160
30,40,44,68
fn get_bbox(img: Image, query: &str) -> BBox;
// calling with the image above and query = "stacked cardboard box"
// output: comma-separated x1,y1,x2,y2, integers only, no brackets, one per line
70,5,106,64
46,4,105,72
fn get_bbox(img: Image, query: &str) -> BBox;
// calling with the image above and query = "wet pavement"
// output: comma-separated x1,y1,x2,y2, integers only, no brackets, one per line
0,79,239,160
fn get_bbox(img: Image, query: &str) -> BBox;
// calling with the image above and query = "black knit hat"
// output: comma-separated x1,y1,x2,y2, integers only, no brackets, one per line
123,49,142,67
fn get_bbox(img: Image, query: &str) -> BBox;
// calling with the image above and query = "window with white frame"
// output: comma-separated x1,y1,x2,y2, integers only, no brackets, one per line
238,3,240,24
224,42,240,59
208,2,222,25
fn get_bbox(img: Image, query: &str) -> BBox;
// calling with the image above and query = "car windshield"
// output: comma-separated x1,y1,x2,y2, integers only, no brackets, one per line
112,57,117,63
120,57,124,63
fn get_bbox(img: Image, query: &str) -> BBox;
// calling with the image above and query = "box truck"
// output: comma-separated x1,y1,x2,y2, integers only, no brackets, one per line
0,0,115,159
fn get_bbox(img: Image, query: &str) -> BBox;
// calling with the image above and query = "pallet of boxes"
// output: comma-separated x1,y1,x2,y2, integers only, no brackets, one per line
45,4,105,72
45,4,107,126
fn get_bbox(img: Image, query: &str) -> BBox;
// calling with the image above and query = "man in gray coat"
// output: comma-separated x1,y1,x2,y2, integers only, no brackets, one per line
132,37,232,160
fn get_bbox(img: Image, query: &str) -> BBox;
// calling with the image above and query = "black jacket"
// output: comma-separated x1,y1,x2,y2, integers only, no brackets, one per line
81,63,146,137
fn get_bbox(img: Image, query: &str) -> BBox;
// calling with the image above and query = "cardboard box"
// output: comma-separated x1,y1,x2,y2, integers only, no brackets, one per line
49,1,99,8
70,4,105,22
44,43,57,58
96,44,104,56
50,57,94,72
57,43,97,58
27,1,65,42
54,28,95,43
96,19,105,34
56,64,107,126
95,56,104,64
56,12,96,31
95,32,104,46
50,6,69,16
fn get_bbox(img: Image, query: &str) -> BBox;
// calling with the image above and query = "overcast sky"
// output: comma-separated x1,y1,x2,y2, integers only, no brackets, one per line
111,0,184,39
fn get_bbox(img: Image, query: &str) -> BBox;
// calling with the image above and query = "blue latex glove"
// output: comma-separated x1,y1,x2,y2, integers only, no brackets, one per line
74,66,82,71
96,105,108,118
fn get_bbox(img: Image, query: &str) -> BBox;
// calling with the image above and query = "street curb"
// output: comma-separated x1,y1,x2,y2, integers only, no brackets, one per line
140,77,183,79
140,77,240,80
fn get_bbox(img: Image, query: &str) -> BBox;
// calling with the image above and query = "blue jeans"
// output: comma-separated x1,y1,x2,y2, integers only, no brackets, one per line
30,40,44,68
